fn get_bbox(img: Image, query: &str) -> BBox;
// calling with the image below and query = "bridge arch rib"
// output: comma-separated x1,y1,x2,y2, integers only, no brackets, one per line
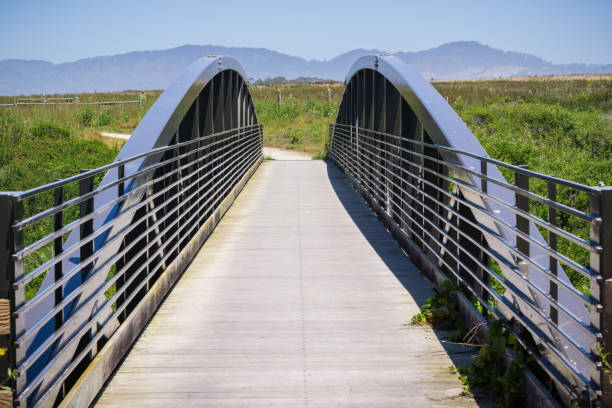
9,56,262,408
329,55,599,403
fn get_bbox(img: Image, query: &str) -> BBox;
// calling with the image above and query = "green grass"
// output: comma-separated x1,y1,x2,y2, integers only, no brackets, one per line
2,77,610,299
250,84,342,158
433,79,612,296
434,77,612,112
0,95,152,300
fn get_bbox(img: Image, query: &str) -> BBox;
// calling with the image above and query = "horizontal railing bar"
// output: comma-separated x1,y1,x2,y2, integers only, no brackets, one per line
341,145,599,342
14,135,260,322
14,129,257,287
334,126,596,224
17,98,76,101
16,143,261,386
333,123,600,195
14,126,261,230
14,126,260,260
15,124,261,200
330,138,596,389
333,127,595,252
335,133,598,280
332,135,599,301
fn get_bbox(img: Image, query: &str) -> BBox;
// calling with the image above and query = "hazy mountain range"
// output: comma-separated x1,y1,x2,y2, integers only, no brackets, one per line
1,41,611,95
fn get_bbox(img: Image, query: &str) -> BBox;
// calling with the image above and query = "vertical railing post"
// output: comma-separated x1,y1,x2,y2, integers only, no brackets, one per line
174,139,182,258
547,181,559,327
478,158,490,311
593,186,612,404
52,183,67,401
145,185,153,292
79,171,95,356
116,164,126,322
53,184,64,331
456,193,462,284
0,193,25,404
515,168,530,272
79,171,94,281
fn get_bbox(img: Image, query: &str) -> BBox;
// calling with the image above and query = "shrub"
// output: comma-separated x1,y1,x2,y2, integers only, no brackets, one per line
80,108,94,126
30,122,71,139
98,110,112,126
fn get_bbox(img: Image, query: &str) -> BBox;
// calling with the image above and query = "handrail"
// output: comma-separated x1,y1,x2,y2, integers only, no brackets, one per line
329,54,612,406
0,56,263,408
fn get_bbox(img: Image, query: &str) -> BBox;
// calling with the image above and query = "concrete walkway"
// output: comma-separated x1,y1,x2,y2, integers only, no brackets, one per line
95,161,480,407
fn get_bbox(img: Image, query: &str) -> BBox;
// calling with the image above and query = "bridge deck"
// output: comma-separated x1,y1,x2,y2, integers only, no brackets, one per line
95,160,479,407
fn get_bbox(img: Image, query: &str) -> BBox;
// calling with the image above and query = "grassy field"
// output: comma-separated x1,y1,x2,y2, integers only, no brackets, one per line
249,83,343,158
0,92,160,298
0,76,610,298
434,78,612,295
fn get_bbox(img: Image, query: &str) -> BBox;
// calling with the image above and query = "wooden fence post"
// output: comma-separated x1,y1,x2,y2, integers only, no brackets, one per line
327,88,332,103
0,193,24,407
277,89,281,107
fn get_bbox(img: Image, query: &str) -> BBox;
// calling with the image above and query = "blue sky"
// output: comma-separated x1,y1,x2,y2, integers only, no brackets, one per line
2,0,611,64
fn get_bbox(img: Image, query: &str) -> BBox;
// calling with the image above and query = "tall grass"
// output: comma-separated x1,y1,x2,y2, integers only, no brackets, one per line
250,84,343,158
434,79,612,296
2,79,610,297
434,78,612,112
0,93,157,299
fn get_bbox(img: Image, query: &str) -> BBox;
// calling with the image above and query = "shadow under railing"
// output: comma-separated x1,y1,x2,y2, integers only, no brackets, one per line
324,159,492,406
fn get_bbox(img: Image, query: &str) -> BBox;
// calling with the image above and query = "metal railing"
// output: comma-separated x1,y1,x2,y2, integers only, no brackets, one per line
329,122,611,402
329,55,612,406
0,56,262,408
0,124,262,407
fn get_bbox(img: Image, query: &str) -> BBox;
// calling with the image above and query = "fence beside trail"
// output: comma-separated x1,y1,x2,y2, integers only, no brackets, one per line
0,95,143,107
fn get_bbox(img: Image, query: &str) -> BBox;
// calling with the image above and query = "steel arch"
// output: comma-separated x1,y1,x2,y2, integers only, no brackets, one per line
330,54,593,400
21,56,260,407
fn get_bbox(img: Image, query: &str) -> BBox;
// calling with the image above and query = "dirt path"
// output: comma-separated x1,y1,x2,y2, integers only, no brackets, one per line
263,146,311,160
99,132,131,140
98,134,313,161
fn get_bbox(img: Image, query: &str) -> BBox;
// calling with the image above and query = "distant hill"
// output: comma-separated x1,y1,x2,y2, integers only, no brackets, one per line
1,41,611,95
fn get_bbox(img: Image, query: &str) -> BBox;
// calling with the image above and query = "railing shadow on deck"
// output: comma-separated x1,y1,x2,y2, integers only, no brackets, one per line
324,160,491,406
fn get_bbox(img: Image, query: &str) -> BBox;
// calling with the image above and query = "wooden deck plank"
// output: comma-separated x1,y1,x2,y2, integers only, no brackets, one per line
94,161,481,407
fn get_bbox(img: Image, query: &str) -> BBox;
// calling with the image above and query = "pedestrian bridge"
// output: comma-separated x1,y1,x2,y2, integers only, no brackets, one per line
0,56,609,408
98,160,473,407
